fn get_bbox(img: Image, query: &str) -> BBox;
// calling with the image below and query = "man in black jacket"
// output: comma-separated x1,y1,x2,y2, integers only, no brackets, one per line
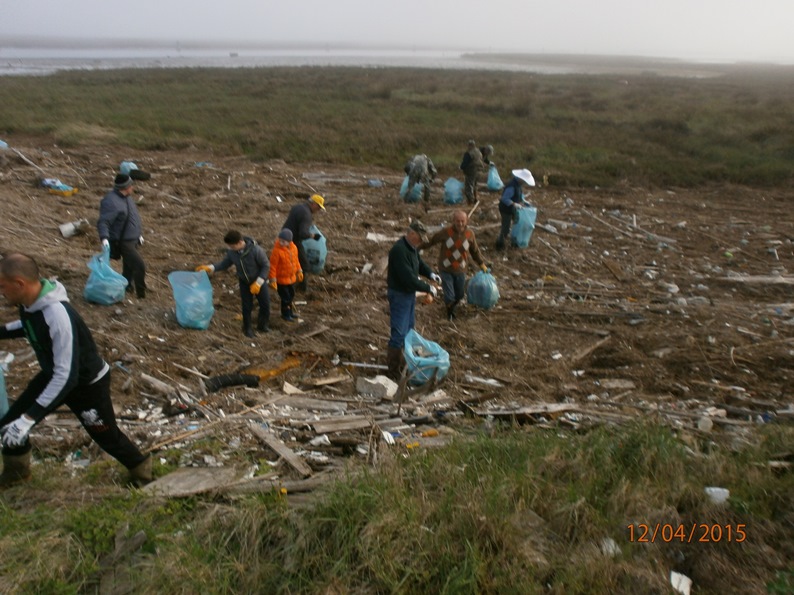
385,221,440,380
282,194,325,293
0,253,151,488
97,173,147,298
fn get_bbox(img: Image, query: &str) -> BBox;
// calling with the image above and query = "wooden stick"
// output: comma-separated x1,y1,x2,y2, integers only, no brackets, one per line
12,148,47,174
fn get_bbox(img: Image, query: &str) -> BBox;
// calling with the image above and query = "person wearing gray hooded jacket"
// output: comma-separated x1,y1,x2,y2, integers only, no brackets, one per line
196,230,271,337
0,253,151,488
96,173,147,298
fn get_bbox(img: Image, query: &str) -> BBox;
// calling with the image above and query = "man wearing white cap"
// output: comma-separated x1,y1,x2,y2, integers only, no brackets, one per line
495,168,535,250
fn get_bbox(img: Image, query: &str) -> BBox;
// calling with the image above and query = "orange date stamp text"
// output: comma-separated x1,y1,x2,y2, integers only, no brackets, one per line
628,523,746,543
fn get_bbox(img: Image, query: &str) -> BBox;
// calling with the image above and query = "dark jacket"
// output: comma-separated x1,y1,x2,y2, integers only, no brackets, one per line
387,237,433,294
460,147,484,175
283,201,315,242
0,280,108,422
499,177,526,210
97,189,143,242
213,237,269,283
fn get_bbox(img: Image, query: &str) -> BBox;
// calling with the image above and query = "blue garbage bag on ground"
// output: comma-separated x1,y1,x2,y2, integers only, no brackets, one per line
466,270,500,310
84,251,128,305
443,177,464,205
511,206,538,248
487,164,504,192
168,271,214,330
302,225,327,274
403,329,450,386
399,175,423,203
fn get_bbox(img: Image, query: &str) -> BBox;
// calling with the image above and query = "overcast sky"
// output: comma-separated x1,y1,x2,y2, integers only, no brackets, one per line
1,0,792,64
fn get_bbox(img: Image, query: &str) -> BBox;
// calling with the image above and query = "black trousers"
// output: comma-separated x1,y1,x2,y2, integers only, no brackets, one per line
238,279,270,329
277,283,296,317
496,203,516,248
1,370,147,469
118,240,147,297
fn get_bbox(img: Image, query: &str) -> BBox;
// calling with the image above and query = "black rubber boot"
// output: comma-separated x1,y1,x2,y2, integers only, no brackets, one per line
257,312,270,333
446,302,458,321
386,347,405,382
128,455,152,488
0,452,32,488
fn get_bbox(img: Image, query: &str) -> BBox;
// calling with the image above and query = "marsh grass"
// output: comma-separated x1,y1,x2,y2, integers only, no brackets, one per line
1,422,790,593
1,66,793,187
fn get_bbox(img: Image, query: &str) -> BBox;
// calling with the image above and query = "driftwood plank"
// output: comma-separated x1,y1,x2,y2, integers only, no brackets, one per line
250,424,313,478
303,374,350,387
477,403,577,418
142,467,242,497
281,396,348,412
311,415,373,434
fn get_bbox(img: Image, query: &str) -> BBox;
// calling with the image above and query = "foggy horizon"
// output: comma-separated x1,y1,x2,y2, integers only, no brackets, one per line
2,0,794,66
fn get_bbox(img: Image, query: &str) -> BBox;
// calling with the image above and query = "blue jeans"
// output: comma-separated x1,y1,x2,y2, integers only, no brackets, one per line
388,289,416,349
441,271,465,305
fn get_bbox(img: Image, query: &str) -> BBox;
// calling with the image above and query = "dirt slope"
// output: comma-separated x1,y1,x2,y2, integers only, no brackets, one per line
0,137,792,474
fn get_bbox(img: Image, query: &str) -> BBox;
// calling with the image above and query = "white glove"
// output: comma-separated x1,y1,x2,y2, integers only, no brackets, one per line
2,415,35,448
138,236,144,245
101,238,110,250
429,286,438,298
430,273,442,284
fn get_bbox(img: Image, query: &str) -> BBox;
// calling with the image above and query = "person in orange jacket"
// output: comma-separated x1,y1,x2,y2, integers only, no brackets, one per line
268,228,303,323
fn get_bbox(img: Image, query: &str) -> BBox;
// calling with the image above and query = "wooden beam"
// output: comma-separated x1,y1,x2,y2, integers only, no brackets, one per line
250,424,313,478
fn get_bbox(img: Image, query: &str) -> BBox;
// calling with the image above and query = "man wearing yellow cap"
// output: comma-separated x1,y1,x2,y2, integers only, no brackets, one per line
281,194,325,292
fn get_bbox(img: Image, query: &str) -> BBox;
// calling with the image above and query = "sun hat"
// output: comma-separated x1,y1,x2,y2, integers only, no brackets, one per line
278,228,293,242
511,168,536,187
309,194,326,210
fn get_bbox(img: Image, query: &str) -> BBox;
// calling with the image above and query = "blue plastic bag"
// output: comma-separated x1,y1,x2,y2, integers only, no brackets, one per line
168,271,214,330
399,176,423,203
302,225,327,274
466,270,500,310
487,164,504,192
403,329,450,386
443,178,464,205
510,206,538,248
84,251,128,305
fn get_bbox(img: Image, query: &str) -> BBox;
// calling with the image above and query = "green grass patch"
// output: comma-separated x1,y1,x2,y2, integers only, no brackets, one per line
2,421,790,593
1,67,793,187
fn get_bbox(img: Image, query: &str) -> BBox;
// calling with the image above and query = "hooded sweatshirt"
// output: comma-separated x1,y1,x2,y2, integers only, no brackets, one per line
0,280,108,421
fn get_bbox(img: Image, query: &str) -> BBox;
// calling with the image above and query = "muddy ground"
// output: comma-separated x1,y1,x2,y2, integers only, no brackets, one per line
0,137,791,487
